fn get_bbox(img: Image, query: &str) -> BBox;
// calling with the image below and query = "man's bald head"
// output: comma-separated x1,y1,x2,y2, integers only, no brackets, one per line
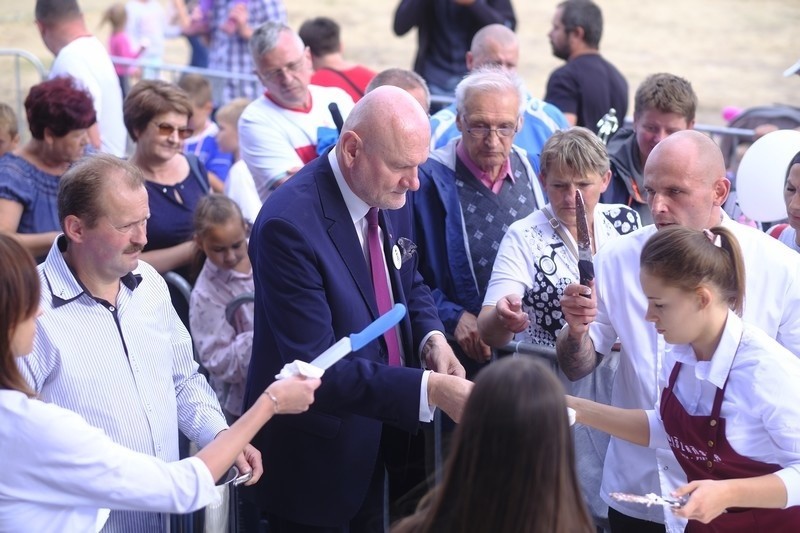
337,87,430,209
644,130,730,230
647,130,726,184
467,24,519,72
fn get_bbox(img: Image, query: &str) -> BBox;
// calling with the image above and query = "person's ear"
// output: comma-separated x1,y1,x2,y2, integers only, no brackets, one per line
456,113,465,133
695,286,713,310
570,25,586,43
599,169,612,193
465,51,474,71
712,176,731,207
63,215,85,243
339,131,360,167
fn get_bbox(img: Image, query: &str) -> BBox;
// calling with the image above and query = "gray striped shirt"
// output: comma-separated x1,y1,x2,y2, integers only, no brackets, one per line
19,237,228,532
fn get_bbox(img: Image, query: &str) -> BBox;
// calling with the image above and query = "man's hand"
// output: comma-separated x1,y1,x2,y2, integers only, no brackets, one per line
454,311,492,362
422,334,466,377
234,444,263,486
555,280,600,381
559,280,597,337
427,373,473,422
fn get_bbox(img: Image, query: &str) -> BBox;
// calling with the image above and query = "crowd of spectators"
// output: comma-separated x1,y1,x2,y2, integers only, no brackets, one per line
2,0,800,532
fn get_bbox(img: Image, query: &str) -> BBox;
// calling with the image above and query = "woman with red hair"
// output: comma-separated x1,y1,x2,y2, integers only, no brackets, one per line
0,76,95,259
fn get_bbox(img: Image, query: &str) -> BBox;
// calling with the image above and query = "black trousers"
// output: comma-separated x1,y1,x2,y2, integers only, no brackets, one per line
608,507,668,533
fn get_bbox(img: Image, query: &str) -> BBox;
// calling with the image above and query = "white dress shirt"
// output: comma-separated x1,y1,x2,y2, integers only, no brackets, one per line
328,150,438,421
19,237,228,532
588,215,800,530
645,311,800,507
0,389,219,533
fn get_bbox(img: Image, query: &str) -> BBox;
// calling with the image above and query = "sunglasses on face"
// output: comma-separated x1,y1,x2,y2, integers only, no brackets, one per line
153,122,194,140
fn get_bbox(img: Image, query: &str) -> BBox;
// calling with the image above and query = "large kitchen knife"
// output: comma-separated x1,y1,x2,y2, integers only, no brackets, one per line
275,303,407,379
575,190,594,287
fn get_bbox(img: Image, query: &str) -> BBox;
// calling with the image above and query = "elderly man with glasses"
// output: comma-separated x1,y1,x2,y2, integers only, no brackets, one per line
239,21,355,202
410,66,545,374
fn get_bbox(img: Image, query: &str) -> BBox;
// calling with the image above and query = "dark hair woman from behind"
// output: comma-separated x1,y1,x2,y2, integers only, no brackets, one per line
0,234,39,396
393,357,593,533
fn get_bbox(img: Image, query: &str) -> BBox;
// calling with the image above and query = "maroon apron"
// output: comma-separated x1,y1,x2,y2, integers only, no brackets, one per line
661,362,800,532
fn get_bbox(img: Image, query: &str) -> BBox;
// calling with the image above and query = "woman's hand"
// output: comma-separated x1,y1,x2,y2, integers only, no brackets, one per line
265,376,321,414
672,480,730,524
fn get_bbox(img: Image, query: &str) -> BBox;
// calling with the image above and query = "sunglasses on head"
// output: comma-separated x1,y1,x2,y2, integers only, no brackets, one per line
154,122,194,140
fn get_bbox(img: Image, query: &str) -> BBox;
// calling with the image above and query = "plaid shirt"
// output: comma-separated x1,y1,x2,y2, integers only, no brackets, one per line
208,0,287,103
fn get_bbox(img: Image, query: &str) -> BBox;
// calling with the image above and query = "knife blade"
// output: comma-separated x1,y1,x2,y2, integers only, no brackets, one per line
575,189,594,287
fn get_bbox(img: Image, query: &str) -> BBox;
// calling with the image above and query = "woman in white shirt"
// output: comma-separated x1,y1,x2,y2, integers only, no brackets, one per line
568,225,800,532
0,234,320,532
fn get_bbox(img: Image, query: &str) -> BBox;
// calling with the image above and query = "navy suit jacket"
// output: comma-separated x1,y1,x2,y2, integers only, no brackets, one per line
242,154,444,526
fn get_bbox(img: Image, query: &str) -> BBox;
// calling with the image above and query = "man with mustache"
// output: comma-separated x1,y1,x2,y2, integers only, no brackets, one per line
19,154,256,532
239,21,355,203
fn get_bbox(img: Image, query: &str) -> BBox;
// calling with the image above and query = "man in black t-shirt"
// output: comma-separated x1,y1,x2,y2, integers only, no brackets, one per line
544,0,628,133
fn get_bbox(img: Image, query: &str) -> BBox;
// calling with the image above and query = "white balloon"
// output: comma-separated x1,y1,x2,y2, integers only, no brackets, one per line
736,129,800,222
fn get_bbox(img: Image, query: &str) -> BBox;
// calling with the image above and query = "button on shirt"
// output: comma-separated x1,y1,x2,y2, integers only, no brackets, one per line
645,311,800,507
19,236,228,533
588,215,800,529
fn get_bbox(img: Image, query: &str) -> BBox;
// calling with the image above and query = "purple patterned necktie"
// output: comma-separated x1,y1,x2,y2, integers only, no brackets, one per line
366,207,401,366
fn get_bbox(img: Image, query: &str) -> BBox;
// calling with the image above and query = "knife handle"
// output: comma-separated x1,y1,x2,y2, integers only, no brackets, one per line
350,304,407,352
578,260,595,291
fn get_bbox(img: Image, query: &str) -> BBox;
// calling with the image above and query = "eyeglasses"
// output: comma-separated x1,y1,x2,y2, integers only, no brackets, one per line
464,124,518,139
154,122,194,140
257,54,307,83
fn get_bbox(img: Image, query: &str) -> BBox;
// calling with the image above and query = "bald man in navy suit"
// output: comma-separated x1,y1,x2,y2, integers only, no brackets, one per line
242,86,472,532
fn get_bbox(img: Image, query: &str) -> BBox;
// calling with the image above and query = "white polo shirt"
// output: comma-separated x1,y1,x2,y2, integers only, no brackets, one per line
590,215,800,530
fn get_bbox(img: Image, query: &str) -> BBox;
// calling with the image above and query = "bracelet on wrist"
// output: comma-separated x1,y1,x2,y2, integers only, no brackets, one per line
264,389,279,414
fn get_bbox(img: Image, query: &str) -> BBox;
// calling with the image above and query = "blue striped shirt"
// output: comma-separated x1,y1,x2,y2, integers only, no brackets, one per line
19,237,228,532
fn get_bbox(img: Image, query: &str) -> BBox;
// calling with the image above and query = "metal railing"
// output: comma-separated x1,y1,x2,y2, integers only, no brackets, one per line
0,48,47,141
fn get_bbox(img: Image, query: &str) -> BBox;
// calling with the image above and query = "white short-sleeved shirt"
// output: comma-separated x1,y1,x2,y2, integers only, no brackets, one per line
225,159,262,224
0,390,218,533
49,36,127,157
645,312,800,508
484,202,640,346
590,215,800,529
239,85,354,202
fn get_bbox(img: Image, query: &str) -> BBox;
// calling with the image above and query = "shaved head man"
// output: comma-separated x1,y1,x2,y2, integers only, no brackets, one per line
244,85,471,531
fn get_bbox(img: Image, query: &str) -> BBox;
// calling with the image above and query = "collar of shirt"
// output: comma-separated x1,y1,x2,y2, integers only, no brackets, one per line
328,149,375,260
203,256,253,283
42,235,141,308
665,309,743,389
264,90,313,113
328,149,370,224
455,140,514,194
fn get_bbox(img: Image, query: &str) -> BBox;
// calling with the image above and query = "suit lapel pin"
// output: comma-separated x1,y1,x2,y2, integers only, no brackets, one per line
392,244,402,270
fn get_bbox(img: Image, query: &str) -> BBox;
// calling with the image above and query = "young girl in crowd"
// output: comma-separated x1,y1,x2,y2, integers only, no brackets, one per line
101,3,144,94
189,194,253,421
0,234,318,532
568,226,800,531
393,357,593,533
